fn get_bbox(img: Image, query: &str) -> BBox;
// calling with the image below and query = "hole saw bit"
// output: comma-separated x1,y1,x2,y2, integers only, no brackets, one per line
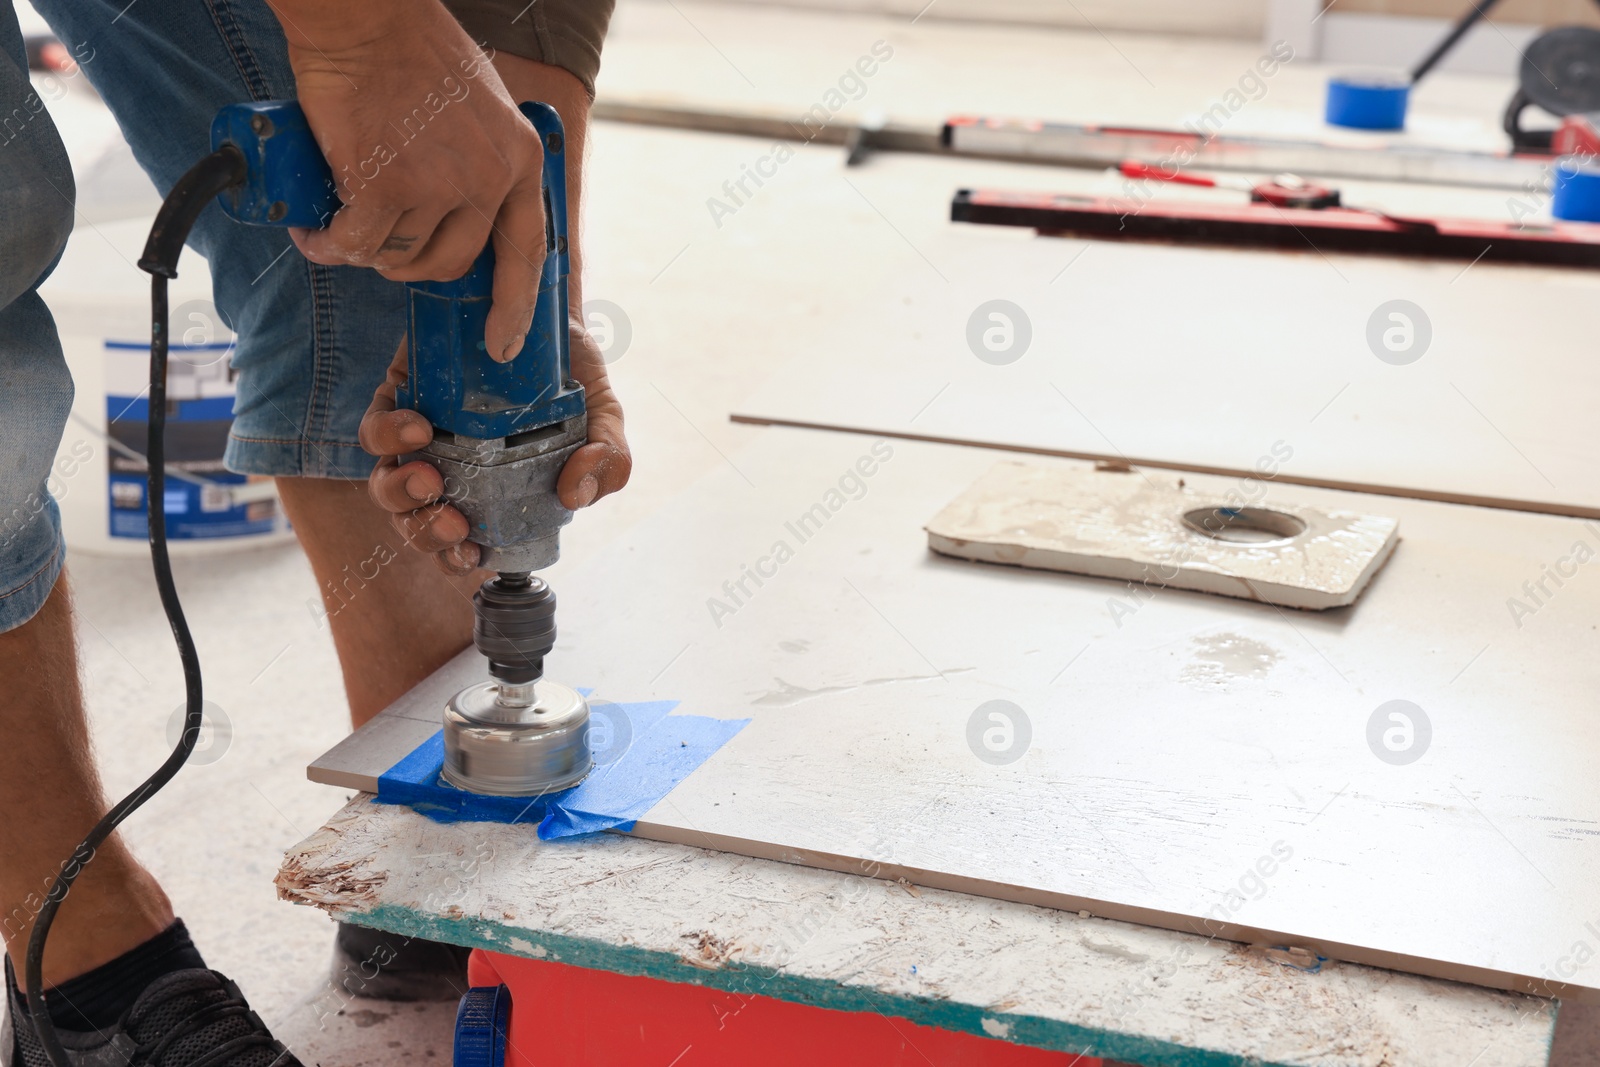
212,99,594,796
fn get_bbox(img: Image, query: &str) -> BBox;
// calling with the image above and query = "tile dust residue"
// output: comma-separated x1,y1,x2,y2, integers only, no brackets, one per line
751,670,973,707
1180,632,1281,689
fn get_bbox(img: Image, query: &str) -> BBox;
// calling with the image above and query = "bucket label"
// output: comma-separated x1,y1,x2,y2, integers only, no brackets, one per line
103,340,283,541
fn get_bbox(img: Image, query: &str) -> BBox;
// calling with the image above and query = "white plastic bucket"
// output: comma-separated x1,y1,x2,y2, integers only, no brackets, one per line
38,217,295,556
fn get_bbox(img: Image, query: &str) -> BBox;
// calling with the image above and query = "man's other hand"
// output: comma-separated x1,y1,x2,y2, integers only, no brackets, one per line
360,323,631,575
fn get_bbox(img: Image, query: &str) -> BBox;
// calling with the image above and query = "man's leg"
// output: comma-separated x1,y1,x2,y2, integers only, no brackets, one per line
0,577,173,986
31,0,611,1011
0,5,173,989
0,13,302,1065
24,0,487,1011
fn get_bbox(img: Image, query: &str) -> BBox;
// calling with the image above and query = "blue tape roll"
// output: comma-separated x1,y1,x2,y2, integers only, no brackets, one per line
1325,74,1410,130
1552,156,1600,222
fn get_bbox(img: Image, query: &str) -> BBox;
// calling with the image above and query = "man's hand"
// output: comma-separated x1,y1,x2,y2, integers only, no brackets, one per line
273,0,545,361
269,2,630,567
361,322,632,575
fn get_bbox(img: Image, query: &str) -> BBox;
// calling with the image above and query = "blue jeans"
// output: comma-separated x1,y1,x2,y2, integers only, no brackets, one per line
1,0,407,633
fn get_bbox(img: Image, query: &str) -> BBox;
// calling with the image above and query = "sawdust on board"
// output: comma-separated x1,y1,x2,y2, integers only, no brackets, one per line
275,817,388,910
680,930,741,969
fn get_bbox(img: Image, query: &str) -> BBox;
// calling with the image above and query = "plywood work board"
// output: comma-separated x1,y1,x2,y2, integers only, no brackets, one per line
731,229,1600,518
313,428,1600,1002
277,798,1560,1067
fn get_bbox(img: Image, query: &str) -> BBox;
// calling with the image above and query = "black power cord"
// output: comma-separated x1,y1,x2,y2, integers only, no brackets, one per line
23,145,247,1067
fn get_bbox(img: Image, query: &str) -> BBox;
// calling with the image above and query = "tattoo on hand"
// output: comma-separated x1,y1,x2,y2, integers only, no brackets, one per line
380,234,419,253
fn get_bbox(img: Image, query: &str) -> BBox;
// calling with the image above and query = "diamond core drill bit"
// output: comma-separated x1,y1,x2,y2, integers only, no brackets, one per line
441,573,592,795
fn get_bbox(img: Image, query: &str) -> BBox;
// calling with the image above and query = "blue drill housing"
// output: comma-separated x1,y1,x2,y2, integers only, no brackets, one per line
211,99,584,441
211,101,340,228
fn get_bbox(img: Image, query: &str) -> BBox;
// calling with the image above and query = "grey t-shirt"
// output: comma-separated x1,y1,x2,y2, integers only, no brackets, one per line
443,0,615,96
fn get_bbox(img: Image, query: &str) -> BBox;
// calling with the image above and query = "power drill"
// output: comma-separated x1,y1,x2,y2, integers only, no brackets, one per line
212,100,592,796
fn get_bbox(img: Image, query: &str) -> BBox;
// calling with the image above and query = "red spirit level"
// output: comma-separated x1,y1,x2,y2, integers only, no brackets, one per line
951,187,1600,268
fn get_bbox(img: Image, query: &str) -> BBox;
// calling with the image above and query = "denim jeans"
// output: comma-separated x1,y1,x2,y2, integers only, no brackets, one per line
0,5,75,632
1,0,411,632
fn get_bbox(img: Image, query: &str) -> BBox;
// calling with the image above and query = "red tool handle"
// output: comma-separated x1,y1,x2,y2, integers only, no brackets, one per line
1118,160,1218,188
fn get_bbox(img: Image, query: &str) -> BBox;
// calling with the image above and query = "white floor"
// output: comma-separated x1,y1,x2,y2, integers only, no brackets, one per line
20,0,1599,1061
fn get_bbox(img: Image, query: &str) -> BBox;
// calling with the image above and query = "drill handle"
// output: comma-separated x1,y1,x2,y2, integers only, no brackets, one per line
211,101,340,227
397,102,579,439
211,99,581,441
210,99,570,301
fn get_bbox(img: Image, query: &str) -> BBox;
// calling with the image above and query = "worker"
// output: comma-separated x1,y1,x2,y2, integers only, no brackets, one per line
0,0,629,1063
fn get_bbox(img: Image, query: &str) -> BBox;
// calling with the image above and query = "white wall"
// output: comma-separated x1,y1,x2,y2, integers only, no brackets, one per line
696,0,1270,39
1266,0,1545,77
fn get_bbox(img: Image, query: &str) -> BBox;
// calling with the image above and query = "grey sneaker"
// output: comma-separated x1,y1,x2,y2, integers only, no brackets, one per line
331,923,472,1003
5,966,298,1067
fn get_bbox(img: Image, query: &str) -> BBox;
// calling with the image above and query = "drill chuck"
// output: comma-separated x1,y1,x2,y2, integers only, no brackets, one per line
473,573,556,686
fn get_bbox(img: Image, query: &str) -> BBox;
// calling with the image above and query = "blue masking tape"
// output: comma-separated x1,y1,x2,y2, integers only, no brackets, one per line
1325,73,1409,130
374,697,748,840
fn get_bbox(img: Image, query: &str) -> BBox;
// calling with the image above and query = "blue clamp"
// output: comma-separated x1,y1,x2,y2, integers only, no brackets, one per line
453,984,511,1067
210,99,584,441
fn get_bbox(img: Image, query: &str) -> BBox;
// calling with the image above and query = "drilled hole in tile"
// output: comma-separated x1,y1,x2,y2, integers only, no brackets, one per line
1181,506,1307,545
